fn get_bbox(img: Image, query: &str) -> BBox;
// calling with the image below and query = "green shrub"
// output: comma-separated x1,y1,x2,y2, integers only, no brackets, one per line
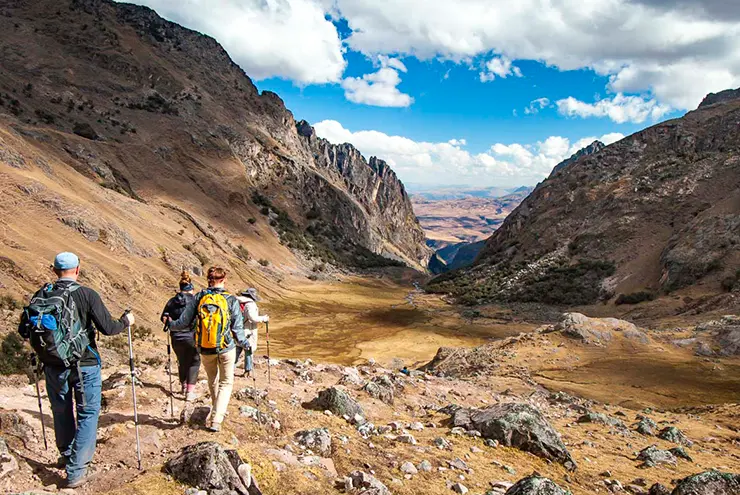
0,294,22,311
247,217,257,224
615,291,657,305
234,244,250,261
133,325,153,340
0,333,29,375
258,259,270,267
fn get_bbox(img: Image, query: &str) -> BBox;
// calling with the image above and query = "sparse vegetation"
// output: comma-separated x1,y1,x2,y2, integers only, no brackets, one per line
258,258,270,267
615,291,657,305
0,294,22,311
133,325,153,340
248,217,257,224
234,244,250,261
34,108,55,124
0,333,28,375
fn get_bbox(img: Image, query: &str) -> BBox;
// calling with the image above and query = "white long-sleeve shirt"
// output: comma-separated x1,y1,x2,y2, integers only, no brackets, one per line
236,296,268,351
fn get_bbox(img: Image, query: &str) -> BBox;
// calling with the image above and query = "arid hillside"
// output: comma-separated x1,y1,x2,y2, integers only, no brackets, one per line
428,93,740,308
0,0,430,323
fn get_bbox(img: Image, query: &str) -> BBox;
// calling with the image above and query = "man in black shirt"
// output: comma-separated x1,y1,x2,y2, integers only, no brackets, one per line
18,252,134,488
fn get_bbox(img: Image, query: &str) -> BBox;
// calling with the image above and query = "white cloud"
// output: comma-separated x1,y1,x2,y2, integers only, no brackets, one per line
341,65,414,107
329,0,740,108
524,97,551,115
313,119,625,187
556,93,673,123
128,0,345,84
479,55,522,82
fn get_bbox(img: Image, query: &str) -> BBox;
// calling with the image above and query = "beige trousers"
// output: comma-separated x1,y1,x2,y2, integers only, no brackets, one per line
200,348,236,425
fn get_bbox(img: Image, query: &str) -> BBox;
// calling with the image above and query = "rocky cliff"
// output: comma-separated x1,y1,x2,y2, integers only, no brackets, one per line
0,0,430,283
428,91,740,306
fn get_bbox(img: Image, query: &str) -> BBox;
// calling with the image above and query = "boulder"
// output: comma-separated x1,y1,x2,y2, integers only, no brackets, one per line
636,445,677,468
452,403,576,470
363,379,394,405
294,428,332,456
577,412,626,429
669,447,693,462
504,475,573,495
670,471,740,494
165,442,260,495
555,313,647,345
0,411,35,444
303,387,364,418
635,417,657,436
400,461,417,475
339,367,365,387
657,426,693,446
341,470,391,495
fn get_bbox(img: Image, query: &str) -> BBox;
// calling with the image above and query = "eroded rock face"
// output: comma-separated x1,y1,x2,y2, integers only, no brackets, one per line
303,387,364,418
363,376,395,405
294,428,332,456
504,475,573,495
453,403,576,470
670,471,740,494
165,442,257,495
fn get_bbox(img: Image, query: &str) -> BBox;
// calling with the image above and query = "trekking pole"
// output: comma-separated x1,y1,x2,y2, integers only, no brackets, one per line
30,354,48,451
125,310,142,470
266,321,271,386
163,315,174,418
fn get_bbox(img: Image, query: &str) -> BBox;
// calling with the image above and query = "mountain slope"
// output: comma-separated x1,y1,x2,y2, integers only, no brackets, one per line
428,93,740,306
0,0,429,301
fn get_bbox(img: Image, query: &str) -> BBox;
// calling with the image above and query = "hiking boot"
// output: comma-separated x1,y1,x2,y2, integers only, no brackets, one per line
55,455,69,468
185,391,198,402
64,473,91,489
207,422,222,432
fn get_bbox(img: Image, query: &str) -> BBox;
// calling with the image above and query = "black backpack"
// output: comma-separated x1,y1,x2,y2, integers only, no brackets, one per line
23,283,88,368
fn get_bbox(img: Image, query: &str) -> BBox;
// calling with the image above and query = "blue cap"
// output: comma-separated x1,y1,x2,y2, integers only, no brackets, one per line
54,252,80,270
240,287,260,301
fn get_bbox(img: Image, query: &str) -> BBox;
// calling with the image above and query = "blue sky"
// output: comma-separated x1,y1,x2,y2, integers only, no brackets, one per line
130,0,740,187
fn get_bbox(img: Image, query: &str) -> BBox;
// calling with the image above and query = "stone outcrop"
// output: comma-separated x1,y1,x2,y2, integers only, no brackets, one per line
294,428,332,456
555,313,648,346
452,403,576,470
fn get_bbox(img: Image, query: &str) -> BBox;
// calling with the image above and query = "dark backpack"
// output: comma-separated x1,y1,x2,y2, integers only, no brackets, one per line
23,283,88,368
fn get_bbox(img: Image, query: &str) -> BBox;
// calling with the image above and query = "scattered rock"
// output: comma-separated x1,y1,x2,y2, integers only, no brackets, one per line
450,482,469,494
408,422,424,431
0,437,19,479
339,367,365,387
363,377,395,405
657,426,693,447
418,460,432,472
395,434,417,445
235,387,268,402
339,470,391,495
669,447,693,462
303,387,364,419
504,475,572,494
434,437,451,449
647,483,670,495
452,403,576,470
577,412,626,430
400,462,417,475
446,458,470,472
294,428,332,456
636,445,677,468
635,417,657,436
670,471,740,495
165,442,258,495
0,411,35,444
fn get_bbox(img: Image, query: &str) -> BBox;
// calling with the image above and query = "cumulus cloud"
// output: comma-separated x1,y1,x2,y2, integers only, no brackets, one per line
313,119,625,186
128,0,345,84
341,61,414,107
329,0,740,108
556,94,672,123
479,56,522,82
524,97,551,115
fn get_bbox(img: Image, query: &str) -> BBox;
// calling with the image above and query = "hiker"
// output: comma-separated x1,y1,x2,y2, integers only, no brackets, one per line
166,266,246,432
235,288,269,377
18,252,135,488
160,271,200,401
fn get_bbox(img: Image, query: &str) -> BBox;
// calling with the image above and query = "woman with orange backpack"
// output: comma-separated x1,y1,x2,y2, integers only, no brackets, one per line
166,266,247,432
